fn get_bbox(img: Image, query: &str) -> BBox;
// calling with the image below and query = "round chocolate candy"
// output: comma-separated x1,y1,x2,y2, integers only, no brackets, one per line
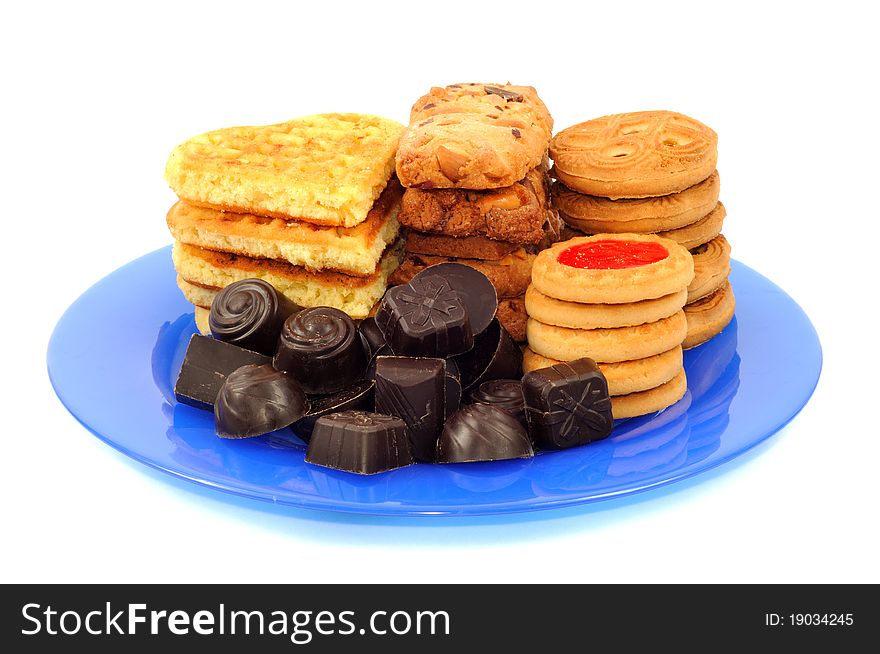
375,274,473,358
209,278,302,355
214,364,309,439
453,319,522,392
410,262,498,336
436,403,534,464
274,307,367,395
469,378,527,429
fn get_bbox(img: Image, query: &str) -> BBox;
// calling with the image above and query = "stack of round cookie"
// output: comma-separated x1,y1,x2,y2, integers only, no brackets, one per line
549,110,735,349
523,233,694,419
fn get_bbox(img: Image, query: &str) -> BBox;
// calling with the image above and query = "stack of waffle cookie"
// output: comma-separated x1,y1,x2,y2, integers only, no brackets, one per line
523,233,694,419
549,110,735,349
390,83,560,342
164,113,406,329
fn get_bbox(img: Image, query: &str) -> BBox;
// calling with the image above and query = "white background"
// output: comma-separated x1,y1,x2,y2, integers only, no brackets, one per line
3,0,878,583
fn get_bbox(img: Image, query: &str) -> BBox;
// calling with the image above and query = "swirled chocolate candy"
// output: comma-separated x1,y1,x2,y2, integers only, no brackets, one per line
411,262,498,336
174,334,270,411
453,318,522,392
209,278,302,355
375,274,473,358
374,356,445,462
522,358,613,450
274,307,367,395
470,379,527,429
358,316,386,359
214,364,309,439
436,403,533,463
306,410,413,475
291,380,375,442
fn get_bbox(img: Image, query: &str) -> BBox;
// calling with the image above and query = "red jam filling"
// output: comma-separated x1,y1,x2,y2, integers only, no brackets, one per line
557,240,669,270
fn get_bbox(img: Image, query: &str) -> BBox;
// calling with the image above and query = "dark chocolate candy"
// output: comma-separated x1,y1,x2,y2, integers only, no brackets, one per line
522,358,613,450
365,344,394,381
410,262,498,336
375,275,473,358
358,316,386,359
444,357,462,420
374,356,445,462
214,364,309,439
453,319,522,392
469,378,527,429
291,380,375,442
274,307,367,395
174,334,270,411
436,403,533,463
209,278,301,355
306,410,413,475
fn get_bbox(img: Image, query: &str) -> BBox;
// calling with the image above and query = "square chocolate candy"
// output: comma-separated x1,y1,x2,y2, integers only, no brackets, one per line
174,334,271,411
374,356,445,462
522,358,613,450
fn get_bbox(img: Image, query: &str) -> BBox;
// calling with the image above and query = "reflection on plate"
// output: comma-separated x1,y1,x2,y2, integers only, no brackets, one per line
49,247,821,516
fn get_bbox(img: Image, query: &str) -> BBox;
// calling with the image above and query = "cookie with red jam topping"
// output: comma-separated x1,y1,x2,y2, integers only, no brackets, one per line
530,233,694,304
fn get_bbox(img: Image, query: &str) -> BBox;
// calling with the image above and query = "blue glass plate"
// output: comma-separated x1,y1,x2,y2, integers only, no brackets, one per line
47,247,821,516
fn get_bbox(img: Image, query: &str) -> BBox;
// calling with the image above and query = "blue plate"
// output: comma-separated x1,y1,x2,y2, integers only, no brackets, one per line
47,247,821,516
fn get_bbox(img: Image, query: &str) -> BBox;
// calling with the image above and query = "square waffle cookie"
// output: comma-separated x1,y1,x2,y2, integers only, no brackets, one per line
165,113,404,227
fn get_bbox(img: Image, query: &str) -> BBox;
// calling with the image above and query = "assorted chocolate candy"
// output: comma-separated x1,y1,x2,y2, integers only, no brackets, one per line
375,273,473,358
470,379,528,429
274,306,366,395
306,410,413,475
437,403,533,463
173,263,616,475
357,316,386,359
522,358,614,449
454,318,522,392
374,356,446,462
410,262,498,336
209,278,302,355
174,334,270,411
291,380,375,442
214,364,309,439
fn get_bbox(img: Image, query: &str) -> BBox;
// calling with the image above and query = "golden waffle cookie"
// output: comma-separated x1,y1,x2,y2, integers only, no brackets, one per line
553,171,720,234
683,282,736,349
611,369,688,419
657,202,726,249
397,83,552,189
389,249,535,299
177,277,217,310
167,180,402,277
194,305,211,335
172,240,403,319
526,310,687,363
496,295,527,342
398,167,550,244
165,113,404,227
688,235,731,303
525,285,687,329
550,111,718,198
531,233,694,304
522,345,683,396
